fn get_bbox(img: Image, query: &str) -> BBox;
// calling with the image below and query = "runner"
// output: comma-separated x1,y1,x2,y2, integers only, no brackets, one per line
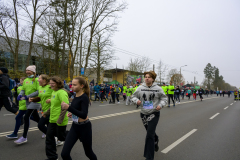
100,84,106,103
61,76,97,160
14,65,41,144
115,84,121,104
27,74,53,139
175,86,181,104
105,84,110,100
193,87,197,100
227,90,231,98
93,83,100,101
43,76,69,160
6,77,26,139
161,83,168,95
187,88,192,100
181,88,185,100
199,87,204,101
167,81,175,107
126,85,132,105
0,67,19,115
131,71,167,160
122,84,127,101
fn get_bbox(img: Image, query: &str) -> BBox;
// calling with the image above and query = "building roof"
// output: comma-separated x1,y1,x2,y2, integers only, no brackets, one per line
104,68,144,75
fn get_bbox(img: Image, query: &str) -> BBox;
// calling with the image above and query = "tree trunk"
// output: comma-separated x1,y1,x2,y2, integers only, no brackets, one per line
13,0,19,73
61,0,68,78
84,27,94,72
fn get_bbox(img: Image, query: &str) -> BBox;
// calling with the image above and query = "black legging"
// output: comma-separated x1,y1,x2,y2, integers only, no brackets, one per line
38,115,49,134
168,94,175,105
23,109,40,138
116,94,119,102
140,112,160,160
61,122,97,160
100,93,106,101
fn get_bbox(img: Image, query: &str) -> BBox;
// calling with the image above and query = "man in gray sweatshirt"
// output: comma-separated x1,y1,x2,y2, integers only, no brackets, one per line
131,71,167,160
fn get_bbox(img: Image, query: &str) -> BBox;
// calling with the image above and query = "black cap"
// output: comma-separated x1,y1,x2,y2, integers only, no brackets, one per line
163,83,165,85
0,67,8,74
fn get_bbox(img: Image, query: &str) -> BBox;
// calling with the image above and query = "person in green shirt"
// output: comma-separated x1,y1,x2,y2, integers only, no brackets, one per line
193,87,197,100
28,74,54,139
167,81,175,107
126,85,133,105
122,84,127,101
15,65,41,144
161,83,168,95
6,77,27,139
43,76,69,160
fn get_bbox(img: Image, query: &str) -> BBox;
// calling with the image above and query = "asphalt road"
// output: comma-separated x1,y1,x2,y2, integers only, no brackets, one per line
0,95,239,160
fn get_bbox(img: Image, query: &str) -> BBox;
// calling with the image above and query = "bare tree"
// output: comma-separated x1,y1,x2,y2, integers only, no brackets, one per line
157,60,167,84
65,0,90,79
0,0,22,73
167,69,185,86
19,0,50,66
127,56,151,73
83,0,127,72
89,32,115,83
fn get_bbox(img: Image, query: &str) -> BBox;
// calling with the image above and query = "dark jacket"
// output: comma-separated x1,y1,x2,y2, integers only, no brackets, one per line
175,88,181,95
0,74,11,98
105,86,110,93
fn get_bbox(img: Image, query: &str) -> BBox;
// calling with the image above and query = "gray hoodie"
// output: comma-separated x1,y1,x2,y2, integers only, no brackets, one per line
131,82,167,115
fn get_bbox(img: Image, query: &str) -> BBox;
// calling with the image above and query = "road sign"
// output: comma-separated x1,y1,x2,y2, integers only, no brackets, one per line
81,68,84,75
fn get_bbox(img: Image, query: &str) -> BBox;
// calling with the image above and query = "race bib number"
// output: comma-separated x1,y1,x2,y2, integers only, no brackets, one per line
200,92,202,94
72,114,79,123
143,101,154,110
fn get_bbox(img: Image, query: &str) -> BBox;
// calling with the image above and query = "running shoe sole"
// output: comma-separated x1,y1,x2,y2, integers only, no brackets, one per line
6,135,18,139
14,140,27,144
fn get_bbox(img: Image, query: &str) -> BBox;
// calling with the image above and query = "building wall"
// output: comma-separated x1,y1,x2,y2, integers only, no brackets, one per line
112,71,129,84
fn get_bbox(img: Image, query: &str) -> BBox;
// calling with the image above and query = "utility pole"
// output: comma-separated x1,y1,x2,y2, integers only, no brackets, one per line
194,76,196,86
153,64,155,72
115,64,117,86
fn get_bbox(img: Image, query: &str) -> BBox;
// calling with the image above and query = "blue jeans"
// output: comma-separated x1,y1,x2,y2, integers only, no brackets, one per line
14,110,27,134
106,92,109,99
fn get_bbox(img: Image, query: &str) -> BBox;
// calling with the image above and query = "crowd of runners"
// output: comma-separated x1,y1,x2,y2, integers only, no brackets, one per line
0,66,239,160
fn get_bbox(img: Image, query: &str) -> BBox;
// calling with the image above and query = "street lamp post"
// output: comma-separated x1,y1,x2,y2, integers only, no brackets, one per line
180,65,187,86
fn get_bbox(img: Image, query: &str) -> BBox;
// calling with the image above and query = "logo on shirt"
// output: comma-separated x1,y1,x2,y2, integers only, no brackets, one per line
40,90,46,94
26,81,34,85
51,95,55,99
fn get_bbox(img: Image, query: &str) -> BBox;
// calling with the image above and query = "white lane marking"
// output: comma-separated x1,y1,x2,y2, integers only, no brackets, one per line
0,109,141,138
0,97,220,137
4,114,15,116
224,106,229,110
209,113,220,119
99,104,117,106
230,103,233,105
161,129,197,154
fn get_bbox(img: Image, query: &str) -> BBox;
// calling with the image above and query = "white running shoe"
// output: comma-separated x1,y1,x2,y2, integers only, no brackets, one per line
179,102,180,104
56,140,64,146
118,102,120,104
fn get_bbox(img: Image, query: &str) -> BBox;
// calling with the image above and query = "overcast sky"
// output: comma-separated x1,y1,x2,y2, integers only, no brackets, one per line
111,0,240,88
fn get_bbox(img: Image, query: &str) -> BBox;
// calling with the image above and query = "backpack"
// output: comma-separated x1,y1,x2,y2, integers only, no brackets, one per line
115,87,120,93
9,78,15,90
